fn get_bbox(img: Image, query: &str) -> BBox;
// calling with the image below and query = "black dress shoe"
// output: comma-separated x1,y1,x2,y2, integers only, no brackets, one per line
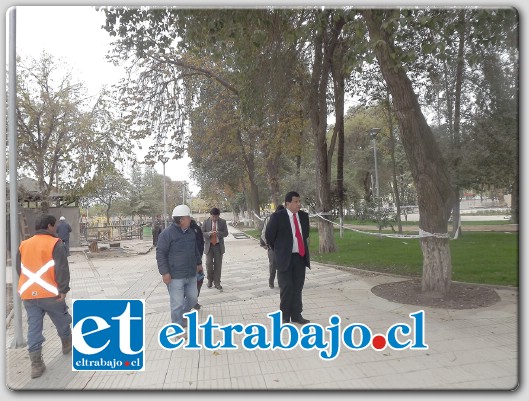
207,281,213,288
282,318,290,324
291,316,310,325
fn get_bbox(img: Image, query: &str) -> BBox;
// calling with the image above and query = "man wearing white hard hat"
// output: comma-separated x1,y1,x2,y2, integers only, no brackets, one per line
156,204,204,329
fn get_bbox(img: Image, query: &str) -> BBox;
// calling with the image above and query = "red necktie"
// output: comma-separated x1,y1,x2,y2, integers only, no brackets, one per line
293,213,305,257
211,221,218,245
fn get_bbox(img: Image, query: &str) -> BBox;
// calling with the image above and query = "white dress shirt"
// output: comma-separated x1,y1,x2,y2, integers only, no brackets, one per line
286,209,303,254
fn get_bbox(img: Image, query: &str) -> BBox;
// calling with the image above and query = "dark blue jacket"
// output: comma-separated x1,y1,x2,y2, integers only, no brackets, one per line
156,223,202,279
55,221,72,242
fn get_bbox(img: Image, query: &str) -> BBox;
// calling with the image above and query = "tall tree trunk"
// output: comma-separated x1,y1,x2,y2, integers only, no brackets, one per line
331,39,346,237
308,11,344,253
106,205,111,226
387,98,403,234
249,178,260,225
266,153,281,208
451,9,466,239
296,108,303,180
263,124,282,208
236,128,260,218
36,159,51,213
364,10,455,296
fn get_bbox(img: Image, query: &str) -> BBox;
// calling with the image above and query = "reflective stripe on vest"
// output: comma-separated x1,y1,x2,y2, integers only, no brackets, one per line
18,235,60,299
19,260,58,297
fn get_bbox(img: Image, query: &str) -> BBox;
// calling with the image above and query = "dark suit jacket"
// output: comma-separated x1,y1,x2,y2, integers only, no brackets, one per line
265,209,310,272
202,217,229,254
190,220,205,256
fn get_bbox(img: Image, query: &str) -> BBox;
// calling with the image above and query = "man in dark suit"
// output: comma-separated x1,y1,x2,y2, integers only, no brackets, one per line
265,191,311,325
202,208,229,290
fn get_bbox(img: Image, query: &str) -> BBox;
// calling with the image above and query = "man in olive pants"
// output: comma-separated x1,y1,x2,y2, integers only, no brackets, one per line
202,208,229,290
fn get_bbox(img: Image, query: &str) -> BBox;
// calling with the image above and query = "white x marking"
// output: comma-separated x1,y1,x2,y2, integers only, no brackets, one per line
18,260,58,296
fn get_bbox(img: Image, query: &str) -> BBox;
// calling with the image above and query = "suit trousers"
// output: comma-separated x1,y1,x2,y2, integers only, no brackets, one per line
267,248,277,286
277,253,306,321
206,244,223,285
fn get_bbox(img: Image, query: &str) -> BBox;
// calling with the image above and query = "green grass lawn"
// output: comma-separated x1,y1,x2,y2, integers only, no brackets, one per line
241,227,518,287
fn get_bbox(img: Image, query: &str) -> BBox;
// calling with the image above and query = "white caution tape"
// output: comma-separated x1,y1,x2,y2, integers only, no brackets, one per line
419,229,450,239
309,212,451,240
252,211,265,221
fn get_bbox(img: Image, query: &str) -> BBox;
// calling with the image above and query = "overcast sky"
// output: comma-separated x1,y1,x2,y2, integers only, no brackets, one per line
17,6,119,98
14,5,198,194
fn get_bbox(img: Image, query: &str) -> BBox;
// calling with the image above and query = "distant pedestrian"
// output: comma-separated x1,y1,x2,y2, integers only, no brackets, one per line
202,208,229,291
261,204,285,289
55,216,72,256
152,216,162,246
79,214,88,239
265,191,311,325
190,218,205,309
16,214,72,379
156,205,203,329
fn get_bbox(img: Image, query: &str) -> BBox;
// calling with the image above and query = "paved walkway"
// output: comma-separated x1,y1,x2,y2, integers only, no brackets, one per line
4,227,518,391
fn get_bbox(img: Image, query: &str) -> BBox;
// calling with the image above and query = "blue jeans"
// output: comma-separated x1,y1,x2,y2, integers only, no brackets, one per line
23,298,72,353
166,276,198,326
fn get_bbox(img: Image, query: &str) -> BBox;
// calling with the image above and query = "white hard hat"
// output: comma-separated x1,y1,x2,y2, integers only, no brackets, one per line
172,204,191,217
60,216,66,220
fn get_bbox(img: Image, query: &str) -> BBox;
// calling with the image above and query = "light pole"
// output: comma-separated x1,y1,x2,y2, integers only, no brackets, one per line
160,156,169,228
369,128,381,234
182,181,187,205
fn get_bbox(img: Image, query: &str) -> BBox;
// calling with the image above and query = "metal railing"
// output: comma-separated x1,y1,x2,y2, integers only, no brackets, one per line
81,225,145,242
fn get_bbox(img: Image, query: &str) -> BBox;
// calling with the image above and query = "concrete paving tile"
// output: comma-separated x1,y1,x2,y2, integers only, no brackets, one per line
196,378,233,390
457,360,518,382
163,366,199,390
287,354,325,371
493,356,520,374
294,366,337,386
197,364,231,380
357,359,399,378
262,371,301,389
230,374,267,389
199,350,230,366
228,361,263,378
258,358,293,374
227,349,259,365
333,377,380,389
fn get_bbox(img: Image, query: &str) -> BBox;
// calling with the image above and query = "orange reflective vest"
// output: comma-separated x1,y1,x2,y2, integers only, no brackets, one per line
18,234,61,299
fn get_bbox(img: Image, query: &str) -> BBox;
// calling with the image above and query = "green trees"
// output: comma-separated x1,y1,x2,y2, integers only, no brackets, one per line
413,9,519,231
103,8,308,222
99,7,517,296
16,52,131,208
83,166,130,225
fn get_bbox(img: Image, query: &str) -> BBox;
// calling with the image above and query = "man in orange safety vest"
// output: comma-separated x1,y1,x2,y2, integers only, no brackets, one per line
16,214,72,379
